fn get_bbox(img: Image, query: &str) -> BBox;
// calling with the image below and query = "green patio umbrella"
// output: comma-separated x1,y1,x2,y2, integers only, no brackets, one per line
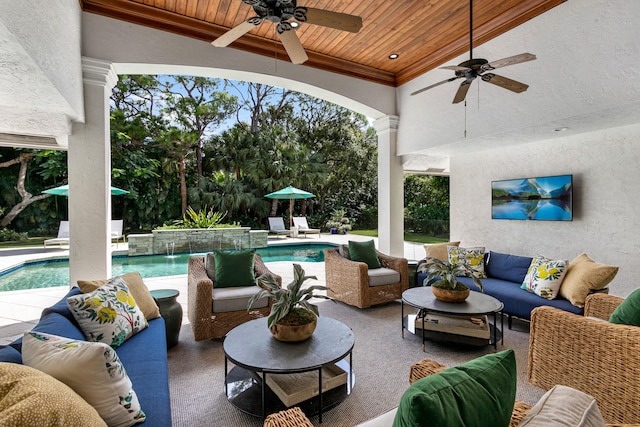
43,184,130,197
265,186,315,228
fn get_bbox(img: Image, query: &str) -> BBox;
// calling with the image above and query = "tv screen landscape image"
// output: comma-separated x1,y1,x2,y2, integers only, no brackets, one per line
491,175,573,221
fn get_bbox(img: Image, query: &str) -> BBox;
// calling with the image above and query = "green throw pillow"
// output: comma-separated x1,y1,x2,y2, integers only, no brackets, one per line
393,349,517,427
348,240,381,269
609,288,640,326
213,249,256,288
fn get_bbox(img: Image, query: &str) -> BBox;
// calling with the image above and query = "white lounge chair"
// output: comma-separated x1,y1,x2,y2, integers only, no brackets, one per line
111,219,125,246
43,221,70,249
268,217,290,239
292,217,321,238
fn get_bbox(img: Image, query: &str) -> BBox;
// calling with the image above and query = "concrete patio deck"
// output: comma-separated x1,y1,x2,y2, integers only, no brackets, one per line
0,233,427,344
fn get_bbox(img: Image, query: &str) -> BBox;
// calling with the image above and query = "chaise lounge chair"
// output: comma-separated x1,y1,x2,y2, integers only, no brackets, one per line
268,217,290,239
111,219,125,247
43,221,70,249
292,217,320,238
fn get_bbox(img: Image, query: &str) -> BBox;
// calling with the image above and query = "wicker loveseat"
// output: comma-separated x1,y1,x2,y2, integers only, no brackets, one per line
529,292,640,425
187,253,282,341
324,247,408,309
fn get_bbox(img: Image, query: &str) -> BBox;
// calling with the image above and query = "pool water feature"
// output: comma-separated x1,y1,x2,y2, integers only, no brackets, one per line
0,243,337,292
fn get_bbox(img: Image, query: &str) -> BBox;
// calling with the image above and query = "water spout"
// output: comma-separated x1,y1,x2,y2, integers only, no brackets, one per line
165,242,176,258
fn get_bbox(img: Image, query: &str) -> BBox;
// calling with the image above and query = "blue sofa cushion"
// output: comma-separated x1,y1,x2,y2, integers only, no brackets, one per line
457,277,583,320
40,286,82,323
115,317,172,427
0,345,22,363
485,251,533,283
9,312,85,353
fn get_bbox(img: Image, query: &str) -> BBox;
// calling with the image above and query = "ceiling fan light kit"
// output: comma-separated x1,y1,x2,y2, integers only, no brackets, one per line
212,0,363,65
411,0,536,103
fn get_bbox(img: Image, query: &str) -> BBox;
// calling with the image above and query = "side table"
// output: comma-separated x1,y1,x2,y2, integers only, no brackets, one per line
151,289,183,349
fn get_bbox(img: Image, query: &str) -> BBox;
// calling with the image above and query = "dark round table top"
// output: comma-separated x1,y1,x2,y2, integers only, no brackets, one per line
150,289,180,301
402,287,503,315
224,317,354,373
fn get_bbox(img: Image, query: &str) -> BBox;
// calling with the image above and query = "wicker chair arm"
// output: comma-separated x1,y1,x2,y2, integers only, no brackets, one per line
324,248,370,307
187,256,215,342
376,250,409,291
584,292,624,319
254,253,283,287
529,305,640,424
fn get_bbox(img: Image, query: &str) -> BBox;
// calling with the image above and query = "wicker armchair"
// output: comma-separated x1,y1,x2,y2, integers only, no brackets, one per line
324,247,408,309
529,292,640,425
187,254,282,341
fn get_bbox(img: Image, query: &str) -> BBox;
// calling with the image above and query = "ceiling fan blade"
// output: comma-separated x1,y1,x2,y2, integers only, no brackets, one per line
481,73,529,93
411,76,461,96
301,7,363,33
481,53,536,72
212,19,261,47
440,65,470,71
452,80,473,104
278,29,309,65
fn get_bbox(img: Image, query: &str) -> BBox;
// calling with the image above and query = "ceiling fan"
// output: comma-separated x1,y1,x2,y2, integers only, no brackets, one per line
211,0,363,65
411,0,536,103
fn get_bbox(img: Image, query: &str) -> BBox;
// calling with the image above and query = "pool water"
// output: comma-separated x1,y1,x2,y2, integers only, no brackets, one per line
0,243,336,292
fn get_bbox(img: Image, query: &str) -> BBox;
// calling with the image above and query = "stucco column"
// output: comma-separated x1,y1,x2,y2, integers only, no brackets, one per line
373,115,404,256
67,57,118,284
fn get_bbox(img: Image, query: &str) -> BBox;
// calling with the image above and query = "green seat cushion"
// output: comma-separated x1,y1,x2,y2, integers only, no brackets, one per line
393,349,517,427
213,249,256,288
348,240,381,269
609,288,640,326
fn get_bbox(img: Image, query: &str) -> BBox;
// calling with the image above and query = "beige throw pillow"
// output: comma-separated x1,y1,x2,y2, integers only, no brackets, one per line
559,253,618,308
77,271,161,320
518,385,605,426
423,241,460,262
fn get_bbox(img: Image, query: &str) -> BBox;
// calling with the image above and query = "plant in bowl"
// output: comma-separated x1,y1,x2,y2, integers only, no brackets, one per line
248,263,333,342
418,258,484,303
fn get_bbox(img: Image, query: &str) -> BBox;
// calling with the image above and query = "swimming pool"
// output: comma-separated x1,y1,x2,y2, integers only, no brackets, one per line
0,243,337,292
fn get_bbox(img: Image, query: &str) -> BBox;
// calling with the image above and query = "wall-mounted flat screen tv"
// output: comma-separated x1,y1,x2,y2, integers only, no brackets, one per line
491,174,573,221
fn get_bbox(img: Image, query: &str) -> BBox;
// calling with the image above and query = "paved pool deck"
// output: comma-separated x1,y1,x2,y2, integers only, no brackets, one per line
0,234,426,344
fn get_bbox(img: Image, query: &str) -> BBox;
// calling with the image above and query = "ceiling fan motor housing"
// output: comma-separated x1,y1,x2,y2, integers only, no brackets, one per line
246,0,301,23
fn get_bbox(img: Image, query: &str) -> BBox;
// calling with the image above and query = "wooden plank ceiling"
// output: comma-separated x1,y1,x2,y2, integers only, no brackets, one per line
80,0,565,86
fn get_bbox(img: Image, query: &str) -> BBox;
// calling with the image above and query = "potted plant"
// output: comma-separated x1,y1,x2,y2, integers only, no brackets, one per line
247,263,333,342
418,258,484,303
325,209,352,234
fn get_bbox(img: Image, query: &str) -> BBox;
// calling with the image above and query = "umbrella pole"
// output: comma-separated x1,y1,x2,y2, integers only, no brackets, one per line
289,198,294,228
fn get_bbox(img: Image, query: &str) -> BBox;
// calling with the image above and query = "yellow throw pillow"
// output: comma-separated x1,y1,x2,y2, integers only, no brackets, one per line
559,253,618,307
0,362,107,427
78,271,160,320
423,241,460,262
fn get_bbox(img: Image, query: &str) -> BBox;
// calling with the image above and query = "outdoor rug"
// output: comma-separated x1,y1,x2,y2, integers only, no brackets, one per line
167,299,544,426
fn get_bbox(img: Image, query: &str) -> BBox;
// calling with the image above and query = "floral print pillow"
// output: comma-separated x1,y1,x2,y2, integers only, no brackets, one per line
447,246,487,278
67,277,148,348
521,256,568,300
22,331,146,426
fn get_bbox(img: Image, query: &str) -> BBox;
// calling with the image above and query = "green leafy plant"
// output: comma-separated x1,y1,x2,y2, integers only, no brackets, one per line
157,207,238,229
418,258,483,292
325,208,352,232
248,264,334,328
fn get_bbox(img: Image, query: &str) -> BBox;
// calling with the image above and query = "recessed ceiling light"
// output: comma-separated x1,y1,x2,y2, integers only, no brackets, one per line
554,127,569,132
388,53,399,60
290,22,300,28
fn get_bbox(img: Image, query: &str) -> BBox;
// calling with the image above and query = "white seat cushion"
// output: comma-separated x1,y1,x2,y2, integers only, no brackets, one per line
212,285,268,313
518,385,605,427
368,268,401,287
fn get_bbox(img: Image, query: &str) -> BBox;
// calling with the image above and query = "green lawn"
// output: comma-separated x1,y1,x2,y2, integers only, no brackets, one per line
0,237,48,249
350,229,449,244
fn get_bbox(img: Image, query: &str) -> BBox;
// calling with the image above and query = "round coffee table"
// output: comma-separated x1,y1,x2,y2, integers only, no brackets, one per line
223,316,355,423
402,287,504,351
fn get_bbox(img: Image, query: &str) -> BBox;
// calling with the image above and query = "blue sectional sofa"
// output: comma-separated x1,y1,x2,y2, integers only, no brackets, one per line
0,287,172,426
417,251,584,327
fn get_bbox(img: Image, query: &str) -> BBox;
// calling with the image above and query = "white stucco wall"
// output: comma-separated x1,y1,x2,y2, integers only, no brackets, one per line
0,0,83,144
449,123,640,299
